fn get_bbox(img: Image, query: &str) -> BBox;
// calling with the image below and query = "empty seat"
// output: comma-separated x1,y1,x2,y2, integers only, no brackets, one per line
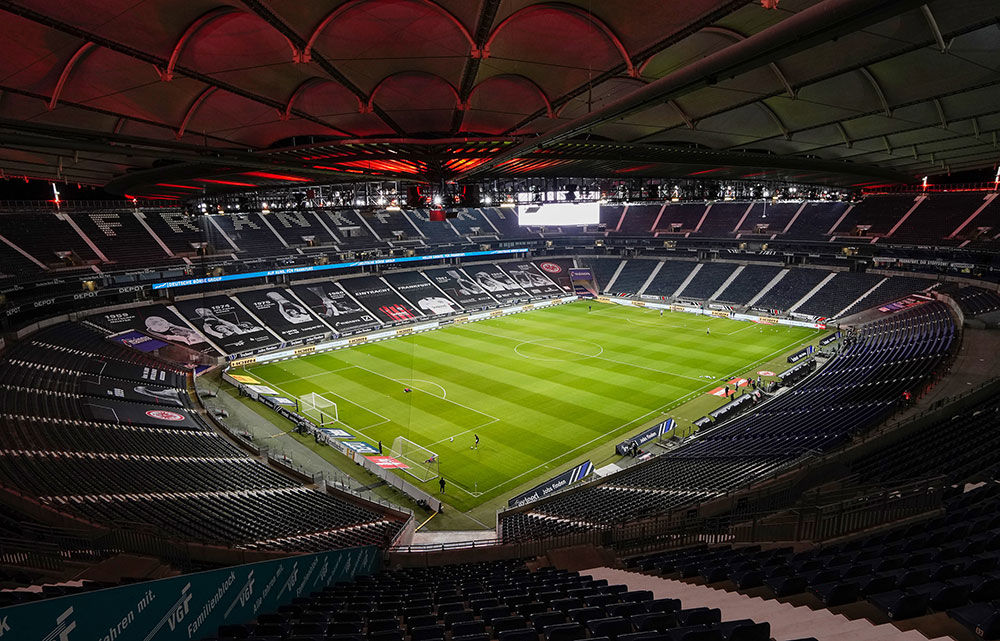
868,591,929,620
587,617,633,640
544,622,586,641
410,624,445,641
950,603,1000,640
445,610,475,630
452,621,487,638
497,629,537,641
532,612,567,632
718,620,769,641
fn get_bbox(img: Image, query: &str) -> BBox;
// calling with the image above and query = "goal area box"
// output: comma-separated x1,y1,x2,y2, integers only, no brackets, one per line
301,392,338,426
389,436,439,482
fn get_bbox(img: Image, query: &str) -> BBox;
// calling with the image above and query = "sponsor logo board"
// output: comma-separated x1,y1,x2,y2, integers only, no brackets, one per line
145,409,186,422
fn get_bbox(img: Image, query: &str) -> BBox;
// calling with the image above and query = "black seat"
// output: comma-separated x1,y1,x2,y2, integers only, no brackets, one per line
492,616,527,637
587,617,633,640
868,591,929,621
452,621,487,638
445,610,475,630
630,613,675,632
532,612,567,632
497,629,537,641
410,624,445,641
718,620,769,641
544,622,586,641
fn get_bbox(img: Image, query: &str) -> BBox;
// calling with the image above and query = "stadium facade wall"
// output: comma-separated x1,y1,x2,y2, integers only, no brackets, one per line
0,546,380,641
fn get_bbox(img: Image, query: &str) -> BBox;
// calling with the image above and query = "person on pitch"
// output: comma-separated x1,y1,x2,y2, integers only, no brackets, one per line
472,434,479,449
439,477,446,494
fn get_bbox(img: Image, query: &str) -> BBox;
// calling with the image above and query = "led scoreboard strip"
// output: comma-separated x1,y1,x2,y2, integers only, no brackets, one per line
150,248,532,290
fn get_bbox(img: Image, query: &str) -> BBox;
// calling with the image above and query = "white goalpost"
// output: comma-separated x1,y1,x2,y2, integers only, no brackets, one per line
389,436,440,482
300,392,338,426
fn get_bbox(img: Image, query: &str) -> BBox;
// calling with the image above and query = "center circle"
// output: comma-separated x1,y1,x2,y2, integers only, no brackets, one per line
514,338,604,362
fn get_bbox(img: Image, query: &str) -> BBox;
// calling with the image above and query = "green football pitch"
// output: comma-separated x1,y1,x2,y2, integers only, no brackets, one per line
238,301,822,511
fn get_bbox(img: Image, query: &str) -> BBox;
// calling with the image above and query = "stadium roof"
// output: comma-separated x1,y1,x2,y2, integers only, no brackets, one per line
0,0,998,198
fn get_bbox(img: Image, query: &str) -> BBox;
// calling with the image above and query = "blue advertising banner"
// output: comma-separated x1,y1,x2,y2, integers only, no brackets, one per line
615,418,675,455
343,441,380,455
819,331,841,346
508,460,593,508
786,344,815,363
151,248,531,290
0,546,379,641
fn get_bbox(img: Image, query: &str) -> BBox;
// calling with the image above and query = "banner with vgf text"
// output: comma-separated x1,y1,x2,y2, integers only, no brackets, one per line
0,545,379,641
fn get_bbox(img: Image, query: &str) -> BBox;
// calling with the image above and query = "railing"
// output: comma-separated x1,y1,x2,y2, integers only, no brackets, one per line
729,476,947,544
0,537,66,571
391,474,949,558
0,200,181,213
862,182,999,195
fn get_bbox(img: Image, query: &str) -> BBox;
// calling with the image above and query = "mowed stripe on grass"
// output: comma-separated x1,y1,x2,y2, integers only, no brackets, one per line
245,301,819,510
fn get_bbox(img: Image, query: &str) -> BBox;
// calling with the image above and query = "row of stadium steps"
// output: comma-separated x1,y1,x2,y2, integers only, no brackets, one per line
0,322,407,552
794,272,883,318
714,265,784,306
621,482,1000,640
937,284,1000,317
605,260,659,296
848,388,1000,488
586,567,942,641
835,277,939,320
499,302,955,542
674,263,739,301
751,269,828,313
204,559,778,641
642,262,698,298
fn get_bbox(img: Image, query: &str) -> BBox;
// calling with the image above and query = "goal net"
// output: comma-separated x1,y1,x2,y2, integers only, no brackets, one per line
300,392,338,426
389,436,440,482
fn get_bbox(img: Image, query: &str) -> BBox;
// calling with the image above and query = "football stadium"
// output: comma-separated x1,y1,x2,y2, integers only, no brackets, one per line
2,1,1000,640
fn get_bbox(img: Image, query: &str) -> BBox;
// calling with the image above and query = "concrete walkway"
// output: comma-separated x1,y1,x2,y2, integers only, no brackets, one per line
584,567,947,641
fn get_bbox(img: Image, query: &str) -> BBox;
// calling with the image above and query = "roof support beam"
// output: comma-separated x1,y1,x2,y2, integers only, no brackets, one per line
48,41,97,110
305,0,477,61
450,0,502,134
239,0,402,135
836,123,853,148
484,3,635,77
933,98,948,128
920,5,948,53
0,0,341,137
502,0,751,137
668,100,696,129
465,75,553,118
459,0,929,180
702,26,796,98
161,7,300,82
859,67,892,117
630,17,992,148
757,102,790,140
176,86,218,139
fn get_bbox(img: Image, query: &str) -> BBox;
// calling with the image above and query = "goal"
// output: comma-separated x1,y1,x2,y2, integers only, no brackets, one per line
389,436,440,482
300,392,338,426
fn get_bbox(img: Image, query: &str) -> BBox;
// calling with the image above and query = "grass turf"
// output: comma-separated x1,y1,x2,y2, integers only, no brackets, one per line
239,301,822,512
